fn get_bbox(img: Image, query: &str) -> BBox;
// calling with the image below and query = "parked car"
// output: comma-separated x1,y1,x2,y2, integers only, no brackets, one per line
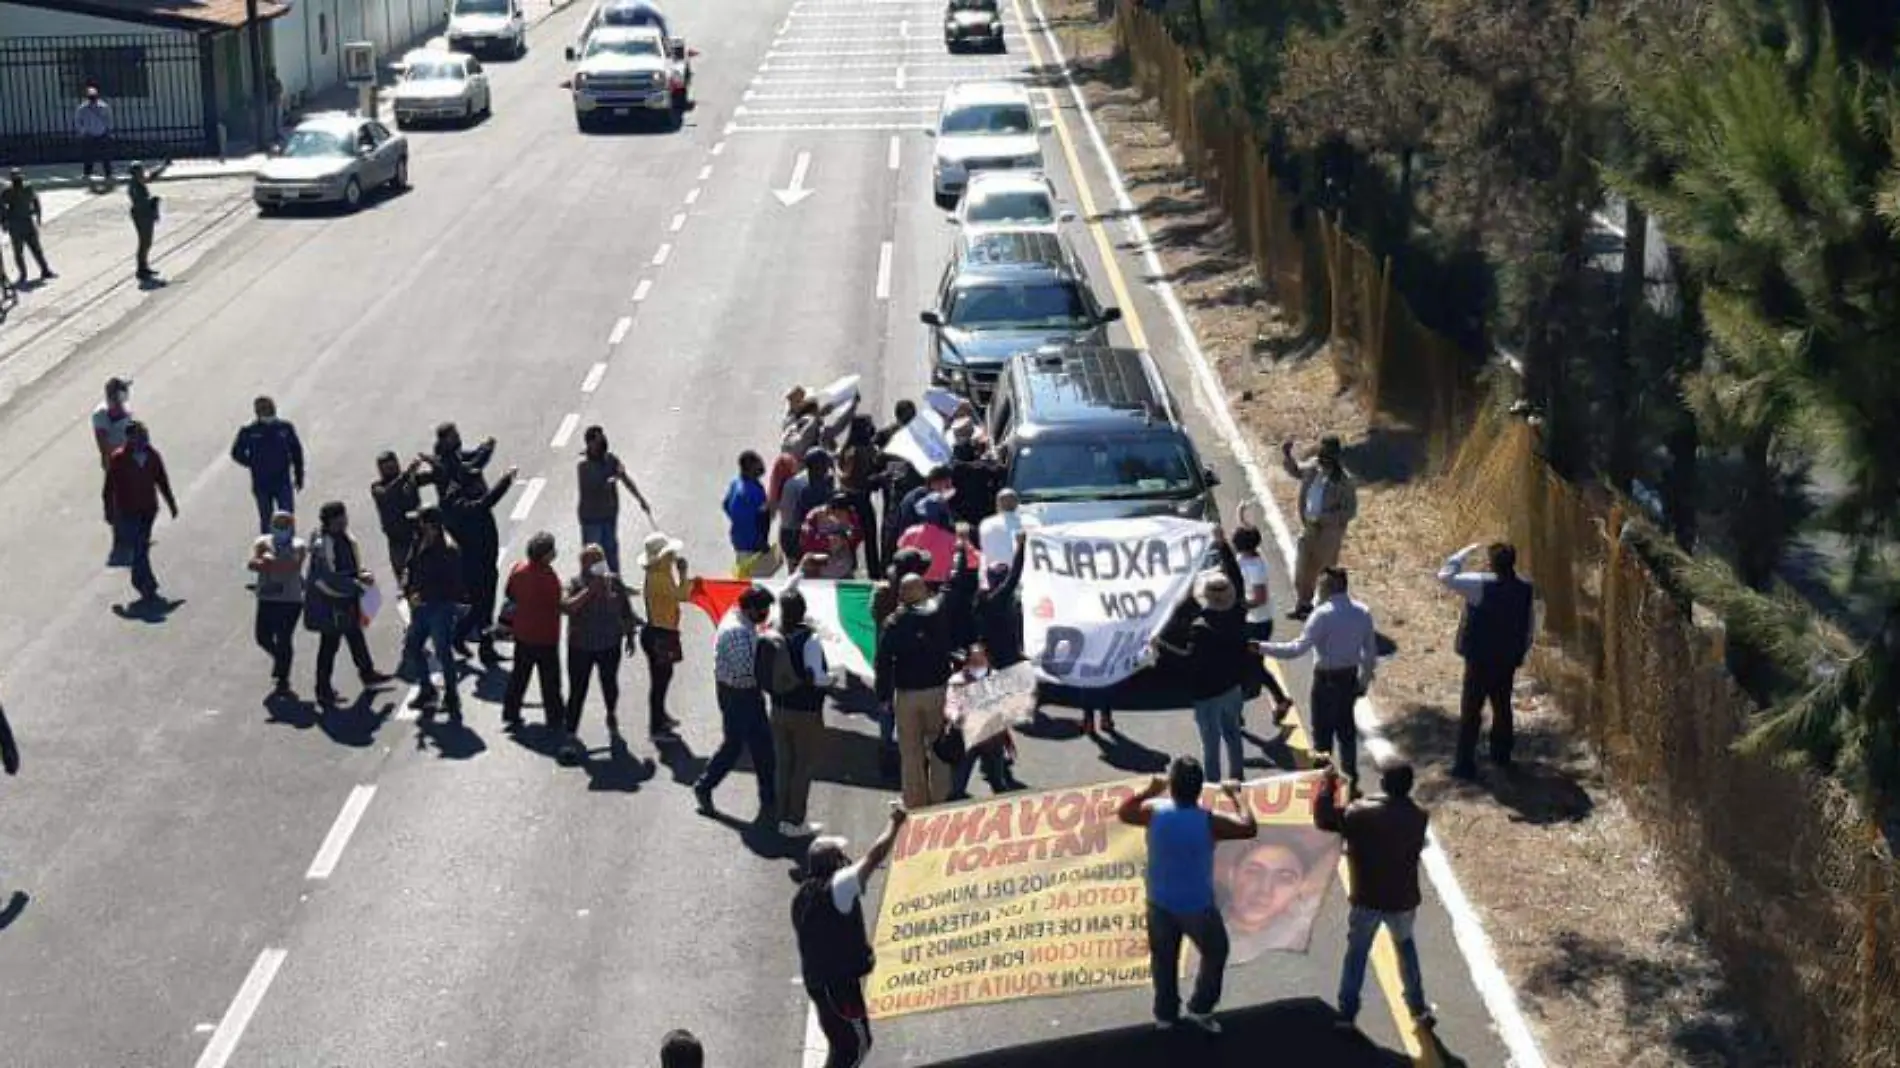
390,49,492,127
929,81,1048,208
252,113,409,213
948,171,1074,236
446,0,527,58
944,0,1004,52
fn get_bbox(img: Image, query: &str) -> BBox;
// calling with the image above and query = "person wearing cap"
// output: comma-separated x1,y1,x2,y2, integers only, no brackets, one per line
229,396,306,535
399,503,466,716
894,465,951,543
876,573,956,807
306,501,390,703
693,584,777,820
799,492,864,579
370,451,430,584
1,169,54,283
501,532,567,741
576,425,651,576
794,804,908,1068
248,509,308,694
638,531,689,740
127,163,159,280
1151,528,1255,782
1282,436,1358,620
75,86,113,182
778,448,836,563
895,492,966,586
102,420,176,600
442,463,517,665
1260,567,1379,794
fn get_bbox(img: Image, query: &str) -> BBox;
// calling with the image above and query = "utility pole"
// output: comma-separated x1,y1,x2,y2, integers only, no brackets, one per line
246,0,269,150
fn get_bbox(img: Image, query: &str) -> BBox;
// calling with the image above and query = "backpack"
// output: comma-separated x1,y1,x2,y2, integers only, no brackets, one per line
757,630,810,697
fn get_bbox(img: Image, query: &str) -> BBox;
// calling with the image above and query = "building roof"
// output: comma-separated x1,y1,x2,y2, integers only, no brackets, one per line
10,0,289,32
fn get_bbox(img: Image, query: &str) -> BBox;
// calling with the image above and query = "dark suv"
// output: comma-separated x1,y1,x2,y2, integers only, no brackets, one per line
920,229,1122,406
983,345,1221,525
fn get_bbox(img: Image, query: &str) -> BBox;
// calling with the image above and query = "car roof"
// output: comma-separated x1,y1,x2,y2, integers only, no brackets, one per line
966,171,1054,195
403,48,469,64
589,23,665,40
1007,346,1179,429
295,113,369,134
953,229,1075,275
942,81,1032,107
601,0,665,13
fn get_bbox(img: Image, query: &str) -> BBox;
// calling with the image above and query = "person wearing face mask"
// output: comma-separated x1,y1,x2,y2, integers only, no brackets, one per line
562,542,640,742
442,463,518,666
1282,436,1358,620
370,451,430,585
305,501,391,704
249,510,307,694
229,396,306,535
400,504,466,717
102,420,177,601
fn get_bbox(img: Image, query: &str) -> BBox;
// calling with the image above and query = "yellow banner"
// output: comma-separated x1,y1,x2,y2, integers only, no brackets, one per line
866,771,1340,1020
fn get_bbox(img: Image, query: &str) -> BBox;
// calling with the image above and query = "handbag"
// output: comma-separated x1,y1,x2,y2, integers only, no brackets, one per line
931,719,967,766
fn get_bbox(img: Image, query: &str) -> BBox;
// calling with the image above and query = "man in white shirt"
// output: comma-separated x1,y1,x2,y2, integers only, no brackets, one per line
977,489,1023,585
793,804,908,1068
1282,437,1358,619
75,87,113,182
1233,522,1294,721
1260,567,1378,793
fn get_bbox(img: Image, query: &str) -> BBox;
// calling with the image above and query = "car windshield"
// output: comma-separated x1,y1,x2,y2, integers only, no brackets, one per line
404,60,465,80
455,0,508,14
1011,438,1202,501
282,129,353,158
948,282,1091,330
965,189,1055,225
940,102,1033,136
950,0,997,10
602,5,665,27
587,34,662,56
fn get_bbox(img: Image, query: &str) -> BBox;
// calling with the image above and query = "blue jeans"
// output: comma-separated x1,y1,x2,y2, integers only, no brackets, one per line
253,479,295,535
401,601,462,708
1338,906,1428,1021
113,515,157,596
699,684,776,811
1192,685,1245,781
580,519,619,575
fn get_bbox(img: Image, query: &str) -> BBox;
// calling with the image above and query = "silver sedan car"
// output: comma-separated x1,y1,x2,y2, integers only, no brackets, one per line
252,114,411,214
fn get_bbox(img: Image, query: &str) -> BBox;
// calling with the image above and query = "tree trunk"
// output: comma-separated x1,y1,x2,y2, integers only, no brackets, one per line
1608,201,1649,489
1187,0,1211,56
1736,426,1781,591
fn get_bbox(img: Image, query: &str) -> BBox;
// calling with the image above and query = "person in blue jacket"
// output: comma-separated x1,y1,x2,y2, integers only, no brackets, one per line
230,395,306,534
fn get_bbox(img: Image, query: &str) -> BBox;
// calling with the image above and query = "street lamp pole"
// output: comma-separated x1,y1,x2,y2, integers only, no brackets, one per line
245,0,270,150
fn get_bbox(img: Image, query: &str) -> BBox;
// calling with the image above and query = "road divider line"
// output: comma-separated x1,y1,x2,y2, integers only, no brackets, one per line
305,785,377,880
192,948,288,1068
889,134,901,170
698,162,714,179
510,477,547,521
608,316,632,346
632,279,653,303
581,362,608,392
895,64,907,90
712,140,727,155
652,243,672,265
685,186,702,204
670,212,687,232
875,241,893,300
550,412,581,449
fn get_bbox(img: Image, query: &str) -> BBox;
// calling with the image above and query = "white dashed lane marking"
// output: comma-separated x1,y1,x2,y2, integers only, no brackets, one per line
581,363,608,392
191,948,288,1068
652,244,672,265
684,186,702,204
305,785,377,880
608,316,632,345
888,134,900,170
509,476,546,521
670,212,686,232
550,412,581,449
875,241,893,300
632,279,653,302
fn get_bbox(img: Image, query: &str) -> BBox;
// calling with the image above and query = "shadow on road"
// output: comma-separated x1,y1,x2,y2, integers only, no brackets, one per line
0,890,28,931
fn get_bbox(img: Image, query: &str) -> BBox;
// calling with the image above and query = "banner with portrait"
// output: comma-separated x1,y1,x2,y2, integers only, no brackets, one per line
1019,517,1213,688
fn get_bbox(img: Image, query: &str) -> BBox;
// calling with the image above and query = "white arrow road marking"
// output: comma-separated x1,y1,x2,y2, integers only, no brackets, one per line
773,150,816,206
509,477,546,521
192,948,288,1068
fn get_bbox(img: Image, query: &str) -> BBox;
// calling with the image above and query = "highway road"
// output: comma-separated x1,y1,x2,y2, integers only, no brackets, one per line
0,0,1517,1063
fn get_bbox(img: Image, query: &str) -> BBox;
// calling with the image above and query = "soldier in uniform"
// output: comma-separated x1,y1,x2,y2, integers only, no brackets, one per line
1,169,54,283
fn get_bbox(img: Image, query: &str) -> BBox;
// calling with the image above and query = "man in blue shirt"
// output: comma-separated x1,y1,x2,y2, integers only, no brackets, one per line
723,450,774,577
1117,755,1258,1033
229,396,306,534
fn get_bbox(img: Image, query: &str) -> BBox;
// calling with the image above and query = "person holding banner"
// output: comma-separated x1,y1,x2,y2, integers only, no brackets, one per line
794,804,908,1068
1117,757,1258,1034
1151,534,1254,782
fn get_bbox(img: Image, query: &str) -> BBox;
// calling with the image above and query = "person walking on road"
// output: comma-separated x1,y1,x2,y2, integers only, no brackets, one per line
442,463,517,666
127,163,159,280
229,396,306,534
576,425,652,576
724,449,776,578
1439,541,1535,779
1,170,54,282
835,414,883,581
794,804,907,1068
370,451,429,584
876,573,955,808
1259,567,1379,795
563,542,639,740
638,531,688,740
1116,756,1258,1034
1312,758,1435,1033
501,532,567,744
249,509,307,694
660,1030,704,1068
102,420,177,601
761,587,830,838
76,87,113,183
1233,511,1295,723
693,584,778,822
799,492,864,580
400,504,466,717
1282,436,1357,620
306,501,389,704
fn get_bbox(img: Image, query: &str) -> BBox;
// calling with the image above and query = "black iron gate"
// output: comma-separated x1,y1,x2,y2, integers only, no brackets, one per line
0,33,216,166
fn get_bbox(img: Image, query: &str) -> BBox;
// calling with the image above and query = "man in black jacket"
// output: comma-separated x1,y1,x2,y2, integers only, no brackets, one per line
876,574,955,808
1313,759,1434,1033
794,805,908,1068
229,396,306,535
1153,530,1254,782
401,505,467,716
370,451,429,584
430,422,495,497
941,530,1026,666
1438,541,1534,779
442,464,517,665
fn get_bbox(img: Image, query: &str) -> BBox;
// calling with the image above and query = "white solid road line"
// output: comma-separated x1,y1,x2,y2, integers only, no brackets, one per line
581,362,608,392
740,104,933,114
632,278,654,303
608,315,633,346
192,948,288,1068
305,784,377,880
888,134,901,170
550,412,581,449
729,122,934,132
747,89,937,100
652,243,672,265
875,241,893,300
510,476,546,522
670,212,687,232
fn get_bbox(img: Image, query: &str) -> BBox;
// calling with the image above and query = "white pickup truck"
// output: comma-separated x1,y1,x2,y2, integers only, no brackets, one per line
565,25,688,130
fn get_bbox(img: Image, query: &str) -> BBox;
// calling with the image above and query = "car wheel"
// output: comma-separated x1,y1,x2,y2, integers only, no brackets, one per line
934,190,956,210
391,156,409,190
257,203,279,216
482,91,493,117
671,88,688,113
395,116,412,130
342,177,363,212
462,100,474,124
515,35,527,58
575,112,593,132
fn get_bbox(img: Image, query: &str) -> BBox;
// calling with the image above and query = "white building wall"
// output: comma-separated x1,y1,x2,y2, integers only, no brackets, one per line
0,2,203,141
271,0,442,105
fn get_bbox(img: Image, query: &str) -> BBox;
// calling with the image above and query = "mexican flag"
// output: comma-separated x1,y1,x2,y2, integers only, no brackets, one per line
687,578,880,678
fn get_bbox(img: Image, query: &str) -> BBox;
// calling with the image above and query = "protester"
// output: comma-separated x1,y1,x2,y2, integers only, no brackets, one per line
370,451,429,583
1260,567,1378,793
946,643,1018,799
576,425,652,575
1312,758,1434,1033
1,169,54,282
694,585,778,821
92,376,133,469
442,463,516,665
799,492,864,579
948,423,1000,526
977,489,1023,582
638,532,689,741
1439,541,1535,779
102,420,177,601
400,504,465,717
1152,530,1253,781
0,700,17,779
954,531,1027,667
563,542,639,740
760,587,830,837
501,532,566,745
659,1029,704,1068
1282,436,1358,619
896,490,968,585
835,415,884,580
895,465,952,541
873,400,924,564
794,805,907,1068
248,510,307,694
229,396,306,535
868,548,930,762
1233,514,1295,722
877,574,955,807
127,163,159,280
306,501,388,704
1116,757,1258,1033
723,450,776,578
429,421,495,494
76,87,113,182
779,448,836,562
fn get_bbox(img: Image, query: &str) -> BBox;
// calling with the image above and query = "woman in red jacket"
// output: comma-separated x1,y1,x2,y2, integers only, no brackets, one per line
102,420,177,601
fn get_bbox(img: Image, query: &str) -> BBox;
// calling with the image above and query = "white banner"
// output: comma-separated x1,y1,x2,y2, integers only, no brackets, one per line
1020,517,1214,688
884,406,951,476
946,662,1038,747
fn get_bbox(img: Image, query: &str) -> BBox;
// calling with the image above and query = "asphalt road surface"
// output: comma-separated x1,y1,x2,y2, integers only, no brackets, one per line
0,0,1518,1063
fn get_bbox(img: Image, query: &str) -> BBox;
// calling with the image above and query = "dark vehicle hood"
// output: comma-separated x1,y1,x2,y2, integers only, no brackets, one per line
936,325,1107,367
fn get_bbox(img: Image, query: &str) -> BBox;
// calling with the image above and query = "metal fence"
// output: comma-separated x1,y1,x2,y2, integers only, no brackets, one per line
0,33,214,165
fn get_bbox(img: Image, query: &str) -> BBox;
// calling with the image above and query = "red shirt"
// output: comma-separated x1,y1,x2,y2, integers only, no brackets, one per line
505,560,564,646
105,445,172,519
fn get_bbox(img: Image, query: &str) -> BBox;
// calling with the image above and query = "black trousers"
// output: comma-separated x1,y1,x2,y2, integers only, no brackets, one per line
316,624,373,691
255,601,301,681
1458,659,1516,770
1244,620,1292,705
504,642,564,726
566,644,622,733
640,626,678,732
456,565,499,644
847,490,879,579
1147,903,1229,1021
385,533,413,585
10,228,50,277
133,218,154,274
805,978,871,1068
1310,668,1361,787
